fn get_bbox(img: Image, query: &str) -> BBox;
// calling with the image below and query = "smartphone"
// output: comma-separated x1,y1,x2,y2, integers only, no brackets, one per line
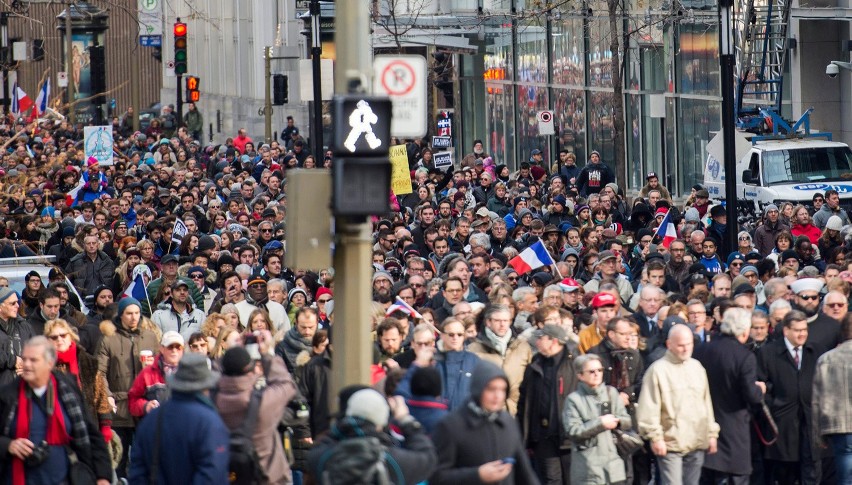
502,457,515,465
245,333,261,359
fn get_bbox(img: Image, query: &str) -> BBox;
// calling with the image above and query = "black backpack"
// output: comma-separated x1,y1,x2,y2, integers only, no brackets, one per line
315,418,404,485
225,385,268,484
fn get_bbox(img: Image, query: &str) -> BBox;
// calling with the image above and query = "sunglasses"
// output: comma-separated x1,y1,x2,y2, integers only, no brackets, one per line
826,302,846,308
584,368,604,375
799,295,820,301
260,229,273,233
167,344,184,350
318,298,331,303
190,274,204,279
48,333,69,341
444,332,464,338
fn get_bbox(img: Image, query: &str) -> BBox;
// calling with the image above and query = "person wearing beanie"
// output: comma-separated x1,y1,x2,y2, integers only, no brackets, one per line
576,149,615,197
0,288,35,386
307,388,438,485
98,297,159,478
430,360,538,484
812,188,851,230
754,204,790,256
216,341,298,485
403,366,448,434
46,225,81,275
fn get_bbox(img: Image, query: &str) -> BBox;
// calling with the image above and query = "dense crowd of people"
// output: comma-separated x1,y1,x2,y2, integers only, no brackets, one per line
0,112,848,485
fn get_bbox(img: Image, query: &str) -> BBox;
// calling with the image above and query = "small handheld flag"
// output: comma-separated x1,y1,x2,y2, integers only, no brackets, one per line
508,239,556,275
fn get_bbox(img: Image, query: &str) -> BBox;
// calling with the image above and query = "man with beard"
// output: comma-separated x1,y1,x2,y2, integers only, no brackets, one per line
410,203,436,251
372,271,394,300
151,280,206,341
49,282,87,328
276,307,318,373
667,239,691,291
461,139,486,168
143,255,203,316
26,288,61,336
373,317,407,366
789,278,841,357
406,274,428,307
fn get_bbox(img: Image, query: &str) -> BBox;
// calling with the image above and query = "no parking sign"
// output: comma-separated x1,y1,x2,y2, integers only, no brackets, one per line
537,110,555,136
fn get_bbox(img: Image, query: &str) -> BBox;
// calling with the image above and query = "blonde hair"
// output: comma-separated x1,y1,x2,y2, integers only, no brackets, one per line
44,319,79,342
212,327,238,358
201,313,226,339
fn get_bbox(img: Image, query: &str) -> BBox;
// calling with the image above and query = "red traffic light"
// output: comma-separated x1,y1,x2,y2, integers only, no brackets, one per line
174,22,187,36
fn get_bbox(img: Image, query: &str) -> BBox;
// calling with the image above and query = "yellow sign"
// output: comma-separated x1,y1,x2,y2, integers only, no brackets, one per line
390,145,412,195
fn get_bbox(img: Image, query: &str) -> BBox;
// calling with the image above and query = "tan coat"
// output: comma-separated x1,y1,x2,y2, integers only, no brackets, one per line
97,320,160,428
637,350,720,453
467,334,533,416
215,355,298,485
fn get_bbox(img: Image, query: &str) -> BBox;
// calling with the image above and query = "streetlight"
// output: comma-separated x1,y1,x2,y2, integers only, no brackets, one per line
719,0,738,255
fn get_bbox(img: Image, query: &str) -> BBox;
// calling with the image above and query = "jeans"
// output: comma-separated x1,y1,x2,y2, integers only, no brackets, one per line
699,468,750,485
831,434,852,485
657,450,705,485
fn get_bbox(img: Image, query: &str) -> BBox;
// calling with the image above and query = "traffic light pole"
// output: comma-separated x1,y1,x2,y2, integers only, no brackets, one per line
176,74,183,128
329,0,374,409
310,0,323,159
264,47,272,143
65,2,75,124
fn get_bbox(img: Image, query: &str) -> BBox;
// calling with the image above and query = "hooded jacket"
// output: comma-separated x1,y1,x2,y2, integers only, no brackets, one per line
151,297,206,341
430,361,539,485
97,319,160,427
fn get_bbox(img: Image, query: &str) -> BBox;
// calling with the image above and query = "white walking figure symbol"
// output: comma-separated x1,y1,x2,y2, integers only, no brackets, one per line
344,100,382,152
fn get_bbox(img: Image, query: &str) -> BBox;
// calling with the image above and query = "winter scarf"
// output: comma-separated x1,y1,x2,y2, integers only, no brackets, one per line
12,375,71,485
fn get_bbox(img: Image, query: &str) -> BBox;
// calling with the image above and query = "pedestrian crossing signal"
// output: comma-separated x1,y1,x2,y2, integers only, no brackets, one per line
185,76,200,102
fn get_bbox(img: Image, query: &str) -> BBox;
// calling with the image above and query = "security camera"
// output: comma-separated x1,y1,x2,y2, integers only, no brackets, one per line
827,63,840,78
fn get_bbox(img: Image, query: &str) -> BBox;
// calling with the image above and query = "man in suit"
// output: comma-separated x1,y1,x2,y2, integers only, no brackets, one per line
694,307,766,484
757,310,819,485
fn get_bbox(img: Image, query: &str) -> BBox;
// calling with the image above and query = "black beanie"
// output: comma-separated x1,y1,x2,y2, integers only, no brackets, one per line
221,347,253,376
411,367,442,397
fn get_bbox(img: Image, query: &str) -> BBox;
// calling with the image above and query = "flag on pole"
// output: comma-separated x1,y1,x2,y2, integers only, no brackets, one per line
385,296,423,319
172,218,188,245
508,239,556,275
11,83,33,115
652,209,678,249
34,78,50,116
122,273,148,301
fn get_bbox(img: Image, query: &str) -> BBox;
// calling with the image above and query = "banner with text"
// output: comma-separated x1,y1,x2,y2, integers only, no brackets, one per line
390,145,412,195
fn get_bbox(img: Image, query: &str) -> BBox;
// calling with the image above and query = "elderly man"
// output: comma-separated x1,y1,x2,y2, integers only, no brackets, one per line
128,331,185,418
0,337,113,485
467,304,533,415
821,290,848,322
694,308,765,484
584,250,634,304
790,278,841,357
637,324,720,485
632,285,666,356
512,286,539,331
66,234,115,296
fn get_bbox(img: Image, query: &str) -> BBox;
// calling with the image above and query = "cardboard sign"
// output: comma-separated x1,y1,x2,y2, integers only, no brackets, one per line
390,144,412,195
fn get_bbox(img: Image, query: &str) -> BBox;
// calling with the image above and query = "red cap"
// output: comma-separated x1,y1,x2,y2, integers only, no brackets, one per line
655,207,668,217
591,292,618,309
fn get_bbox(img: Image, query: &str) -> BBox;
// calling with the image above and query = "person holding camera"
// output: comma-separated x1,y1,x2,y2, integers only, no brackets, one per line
0,336,113,485
215,330,298,484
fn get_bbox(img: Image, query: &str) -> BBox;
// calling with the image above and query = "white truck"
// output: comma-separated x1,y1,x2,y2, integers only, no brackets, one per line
704,110,852,213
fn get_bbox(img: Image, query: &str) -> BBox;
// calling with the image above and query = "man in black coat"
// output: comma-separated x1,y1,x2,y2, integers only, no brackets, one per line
789,277,841,357
693,307,765,484
757,310,820,485
517,325,578,484
431,360,540,485
0,288,36,386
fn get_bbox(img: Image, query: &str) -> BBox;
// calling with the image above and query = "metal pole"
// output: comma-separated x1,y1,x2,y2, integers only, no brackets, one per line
329,0,373,408
66,2,75,124
0,13,8,116
264,46,272,143
310,0,323,158
176,74,183,129
720,0,737,255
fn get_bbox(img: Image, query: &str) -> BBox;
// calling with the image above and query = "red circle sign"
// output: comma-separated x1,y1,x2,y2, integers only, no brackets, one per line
381,61,416,96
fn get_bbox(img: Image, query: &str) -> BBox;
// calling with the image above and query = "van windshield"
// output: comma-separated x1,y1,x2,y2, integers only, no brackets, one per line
763,146,852,185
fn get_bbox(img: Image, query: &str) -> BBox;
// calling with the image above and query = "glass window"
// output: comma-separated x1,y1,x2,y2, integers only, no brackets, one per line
588,91,616,164
485,44,515,168
677,23,719,96
553,88,586,164
762,147,852,185
677,98,720,192
516,20,551,163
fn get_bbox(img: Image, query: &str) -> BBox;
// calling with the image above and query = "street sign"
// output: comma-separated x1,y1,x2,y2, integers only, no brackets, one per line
165,60,175,77
432,136,452,148
537,110,555,136
57,71,68,88
139,35,162,47
374,55,427,138
433,151,453,169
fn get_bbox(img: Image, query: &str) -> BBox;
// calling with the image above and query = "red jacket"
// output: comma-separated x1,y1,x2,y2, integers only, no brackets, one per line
792,223,821,244
128,356,168,418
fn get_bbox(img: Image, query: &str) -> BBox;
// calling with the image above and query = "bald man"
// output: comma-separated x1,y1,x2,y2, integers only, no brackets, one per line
637,324,720,485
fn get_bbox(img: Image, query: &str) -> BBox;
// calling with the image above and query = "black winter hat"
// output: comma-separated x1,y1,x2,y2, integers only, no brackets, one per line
411,367,442,397
221,347,254,376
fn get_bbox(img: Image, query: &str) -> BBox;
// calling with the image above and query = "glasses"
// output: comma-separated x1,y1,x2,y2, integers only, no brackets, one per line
260,229,273,233
190,342,207,349
414,340,435,347
800,294,820,301
190,274,205,280
507,276,518,281
318,298,331,303
167,344,184,350
826,302,847,308
739,236,750,241
48,333,68,341
410,283,424,288
444,332,464,338
730,262,742,267
384,238,397,244
584,368,604,375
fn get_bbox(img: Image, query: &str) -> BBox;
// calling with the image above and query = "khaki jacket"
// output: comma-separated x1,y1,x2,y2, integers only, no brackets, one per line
637,350,720,453
467,333,533,416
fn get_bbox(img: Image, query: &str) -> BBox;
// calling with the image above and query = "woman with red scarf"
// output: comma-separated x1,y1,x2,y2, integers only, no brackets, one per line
45,319,113,443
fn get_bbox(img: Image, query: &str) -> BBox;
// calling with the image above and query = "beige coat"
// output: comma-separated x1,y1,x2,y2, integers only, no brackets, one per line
215,355,298,485
467,334,533,416
636,351,720,453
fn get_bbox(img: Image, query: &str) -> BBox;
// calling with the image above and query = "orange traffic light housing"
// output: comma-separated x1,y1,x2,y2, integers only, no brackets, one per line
174,21,187,75
186,76,200,102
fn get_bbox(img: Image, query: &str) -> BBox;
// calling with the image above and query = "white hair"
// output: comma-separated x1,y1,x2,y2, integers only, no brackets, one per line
720,307,752,336
769,299,792,313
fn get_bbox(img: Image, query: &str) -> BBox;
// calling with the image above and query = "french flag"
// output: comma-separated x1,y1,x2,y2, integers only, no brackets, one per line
652,209,678,248
122,273,148,301
34,78,50,116
11,83,32,115
386,296,423,319
508,239,555,275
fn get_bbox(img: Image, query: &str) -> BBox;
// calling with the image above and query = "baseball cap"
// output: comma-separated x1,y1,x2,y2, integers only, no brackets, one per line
161,331,185,347
591,292,618,309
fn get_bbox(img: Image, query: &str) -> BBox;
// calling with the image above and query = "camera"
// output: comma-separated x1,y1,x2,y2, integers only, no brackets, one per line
827,63,840,78
25,441,50,467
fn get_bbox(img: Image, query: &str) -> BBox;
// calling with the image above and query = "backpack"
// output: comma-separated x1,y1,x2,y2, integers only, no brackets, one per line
316,418,404,485
225,386,268,484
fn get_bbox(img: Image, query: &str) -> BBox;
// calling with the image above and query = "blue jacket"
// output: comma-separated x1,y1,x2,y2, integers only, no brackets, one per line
129,392,230,485
406,395,448,435
396,350,479,412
